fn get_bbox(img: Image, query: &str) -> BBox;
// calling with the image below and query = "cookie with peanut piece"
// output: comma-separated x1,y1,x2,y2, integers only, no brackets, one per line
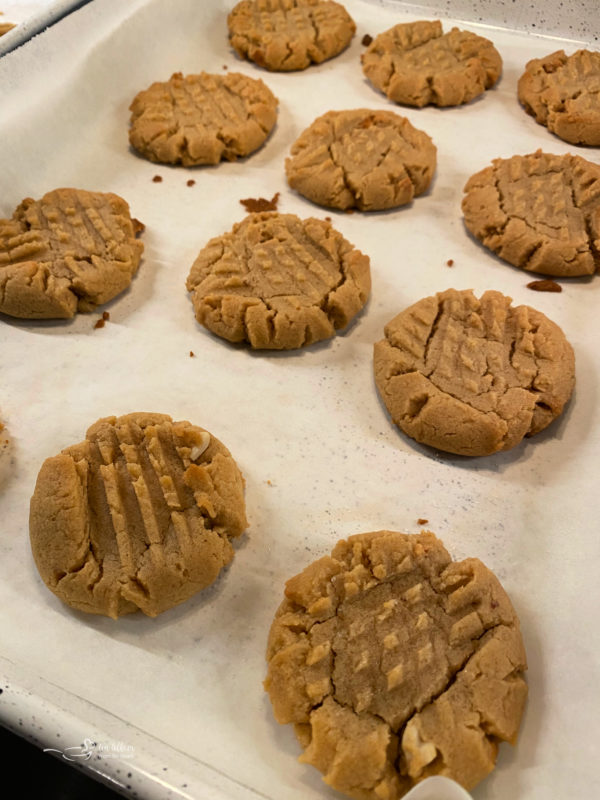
265,529,527,798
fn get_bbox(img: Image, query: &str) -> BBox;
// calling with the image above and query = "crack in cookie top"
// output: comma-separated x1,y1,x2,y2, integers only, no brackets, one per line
0,188,143,319
462,150,600,277
186,211,371,349
228,0,356,71
29,413,247,618
362,20,502,108
373,289,575,457
128,71,278,166
265,530,527,798
518,49,600,146
285,109,436,211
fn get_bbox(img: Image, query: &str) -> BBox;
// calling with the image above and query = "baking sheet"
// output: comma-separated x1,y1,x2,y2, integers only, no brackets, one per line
0,1,90,57
1,1,599,798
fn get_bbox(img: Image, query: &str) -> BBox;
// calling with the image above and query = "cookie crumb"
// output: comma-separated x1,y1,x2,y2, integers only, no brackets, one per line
186,179,196,187
526,279,562,292
325,216,332,222
152,175,163,183
240,192,280,213
132,218,145,235
417,518,429,525
361,34,373,46
94,319,105,329
102,311,110,321
189,351,195,357
223,64,228,70
446,259,454,267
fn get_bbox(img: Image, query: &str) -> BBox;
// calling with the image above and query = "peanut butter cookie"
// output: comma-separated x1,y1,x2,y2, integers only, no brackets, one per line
362,20,502,107
285,109,436,211
129,71,277,166
186,211,370,349
374,289,575,456
462,150,600,277
0,188,143,319
228,0,355,71
29,413,247,618
518,49,600,146
265,530,528,798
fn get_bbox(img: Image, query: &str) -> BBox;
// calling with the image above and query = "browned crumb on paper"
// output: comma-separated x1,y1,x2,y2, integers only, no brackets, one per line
325,216,332,222
93,312,110,330
526,279,562,293
0,22,16,37
223,65,228,70
361,34,373,46
189,350,195,357
152,175,163,183
187,179,196,187
446,259,454,267
240,192,280,213
132,218,145,235
417,518,429,525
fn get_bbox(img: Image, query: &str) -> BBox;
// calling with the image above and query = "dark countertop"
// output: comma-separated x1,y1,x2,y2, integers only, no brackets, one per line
0,723,126,799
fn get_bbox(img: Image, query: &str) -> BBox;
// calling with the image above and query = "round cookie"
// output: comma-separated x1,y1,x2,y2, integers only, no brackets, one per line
265,529,528,798
0,188,143,319
227,0,355,72
285,109,436,211
128,71,277,166
362,20,502,107
186,211,371,349
373,289,575,457
462,150,600,277
518,49,600,146
29,413,247,618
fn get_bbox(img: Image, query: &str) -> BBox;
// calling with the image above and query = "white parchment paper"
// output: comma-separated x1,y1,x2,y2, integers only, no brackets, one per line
1,1,599,798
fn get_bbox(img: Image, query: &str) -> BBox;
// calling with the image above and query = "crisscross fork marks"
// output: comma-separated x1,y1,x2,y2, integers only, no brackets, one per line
265,531,527,799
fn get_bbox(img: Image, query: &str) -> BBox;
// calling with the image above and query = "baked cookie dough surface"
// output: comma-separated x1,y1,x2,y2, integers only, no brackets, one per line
518,49,600,146
129,71,277,166
265,530,527,798
228,0,356,71
362,20,502,107
462,150,600,277
285,109,436,211
186,211,371,349
29,413,247,619
0,188,143,319
374,289,575,457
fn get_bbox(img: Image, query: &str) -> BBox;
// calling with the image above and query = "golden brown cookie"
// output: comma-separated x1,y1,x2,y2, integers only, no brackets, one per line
227,0,356,71
0,188,143,319
29,413,247,618
186,211,370,349
373,289,575,457
518,49,600,146
462,150,600,277
128,71,278,166
285,109,436,211
265,530,527,798
361,20,502,107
